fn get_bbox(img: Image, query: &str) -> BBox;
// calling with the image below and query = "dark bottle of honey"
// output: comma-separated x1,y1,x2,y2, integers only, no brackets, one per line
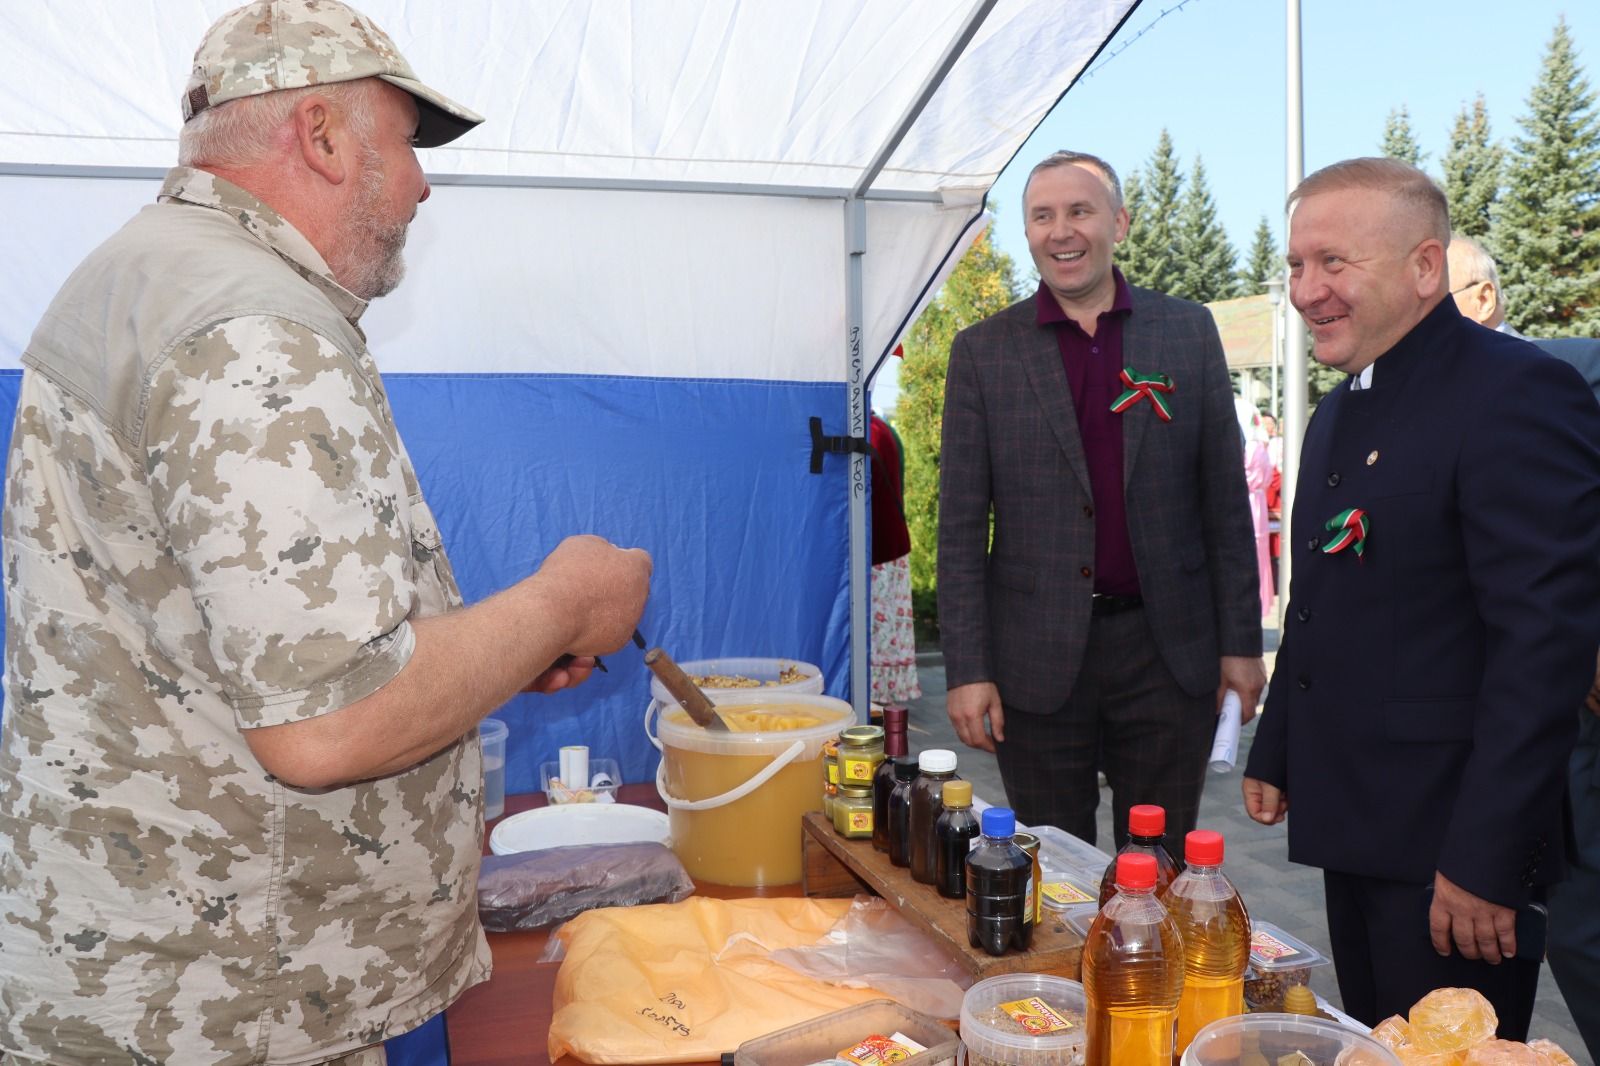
872,707,908,853
885,755,919,868
934,779,980,899
909,749,959,884
967,806,1033,956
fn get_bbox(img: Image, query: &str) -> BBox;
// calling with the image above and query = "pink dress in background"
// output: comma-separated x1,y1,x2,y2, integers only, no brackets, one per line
1243,438,1274,617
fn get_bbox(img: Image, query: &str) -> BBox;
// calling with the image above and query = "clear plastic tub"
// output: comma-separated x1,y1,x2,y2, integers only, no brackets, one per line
1245,920,1333,1012
1027,823,1113,931
960,973,1088,1066
732,998,958,1066
648,657,823,705
1181,1013,1400,1065
539,757,621,804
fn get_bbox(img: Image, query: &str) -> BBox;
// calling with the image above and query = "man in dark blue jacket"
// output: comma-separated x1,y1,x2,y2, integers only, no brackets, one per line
1243,158,1600,1038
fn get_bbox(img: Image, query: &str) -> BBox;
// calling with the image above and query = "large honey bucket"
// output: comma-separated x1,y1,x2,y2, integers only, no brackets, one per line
648,690,856,887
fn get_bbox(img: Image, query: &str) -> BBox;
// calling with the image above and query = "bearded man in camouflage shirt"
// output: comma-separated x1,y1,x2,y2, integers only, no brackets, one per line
0,3,653,1063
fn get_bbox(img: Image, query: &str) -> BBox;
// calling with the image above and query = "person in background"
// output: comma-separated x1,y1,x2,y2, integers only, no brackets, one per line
1235,397,1275,621
1243,157,1600,1039
0,3,652,1063
938,149,1265,853
870,408,921,713
1261,412,1284,597
1446,232,1600,1063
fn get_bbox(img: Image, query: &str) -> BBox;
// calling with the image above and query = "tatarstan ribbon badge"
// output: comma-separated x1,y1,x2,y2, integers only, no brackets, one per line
1321,507,1369,558
1110,367,1174,422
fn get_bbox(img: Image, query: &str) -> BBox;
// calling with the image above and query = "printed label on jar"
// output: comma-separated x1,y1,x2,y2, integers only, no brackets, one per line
1251,929,1301,963
998,996,1075,1034
847,811,873,832
1024,877,1035,923
839,1032,925,1066
1041,879,1096,906
841,756,875,782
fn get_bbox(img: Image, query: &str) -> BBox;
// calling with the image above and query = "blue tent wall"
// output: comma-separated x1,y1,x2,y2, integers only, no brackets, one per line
0,369,855,790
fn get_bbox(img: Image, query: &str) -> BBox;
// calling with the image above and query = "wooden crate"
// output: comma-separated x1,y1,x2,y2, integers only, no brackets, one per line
800,811,1083,980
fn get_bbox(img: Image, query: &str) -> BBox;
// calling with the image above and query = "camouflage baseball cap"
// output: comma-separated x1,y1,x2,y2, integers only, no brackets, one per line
182,0,483,148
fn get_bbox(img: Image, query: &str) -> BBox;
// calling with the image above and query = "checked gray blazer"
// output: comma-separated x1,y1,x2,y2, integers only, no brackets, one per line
937,285,1262,715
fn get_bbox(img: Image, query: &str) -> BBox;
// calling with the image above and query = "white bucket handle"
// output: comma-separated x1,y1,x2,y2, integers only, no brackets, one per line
654,737,808,811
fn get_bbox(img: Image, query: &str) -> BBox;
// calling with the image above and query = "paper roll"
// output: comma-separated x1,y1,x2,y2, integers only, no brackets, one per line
1209,690,1242,773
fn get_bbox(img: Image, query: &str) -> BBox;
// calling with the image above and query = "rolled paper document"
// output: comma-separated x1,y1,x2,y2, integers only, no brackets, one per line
1209,689,1242,773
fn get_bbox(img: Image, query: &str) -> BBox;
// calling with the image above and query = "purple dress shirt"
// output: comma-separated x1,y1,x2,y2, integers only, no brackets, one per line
1034,270,1140,596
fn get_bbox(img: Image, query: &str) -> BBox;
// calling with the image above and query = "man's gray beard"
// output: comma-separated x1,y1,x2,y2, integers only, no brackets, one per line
336,147,409,301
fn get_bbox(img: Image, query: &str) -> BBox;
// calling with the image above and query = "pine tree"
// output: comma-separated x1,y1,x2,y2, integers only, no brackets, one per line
1380,105,1426,167
1173,156,1239,303
1490,17,1600,337
1442,94,1503,239
1239,216,1281,295
896,227,1019,625
1119,129,1184,294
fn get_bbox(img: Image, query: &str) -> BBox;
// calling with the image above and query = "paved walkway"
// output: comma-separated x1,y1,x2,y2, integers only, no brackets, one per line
900,627,1588,1059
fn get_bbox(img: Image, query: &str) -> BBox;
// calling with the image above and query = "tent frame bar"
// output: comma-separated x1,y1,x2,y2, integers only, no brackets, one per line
0,163,946,203
844,0,999,717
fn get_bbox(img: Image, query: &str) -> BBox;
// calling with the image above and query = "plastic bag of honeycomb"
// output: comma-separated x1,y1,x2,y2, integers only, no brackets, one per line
1526,1039,1577,1066
1408,988,1499,1055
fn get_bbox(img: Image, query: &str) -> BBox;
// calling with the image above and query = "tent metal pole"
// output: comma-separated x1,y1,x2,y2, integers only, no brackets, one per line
844,196,871,718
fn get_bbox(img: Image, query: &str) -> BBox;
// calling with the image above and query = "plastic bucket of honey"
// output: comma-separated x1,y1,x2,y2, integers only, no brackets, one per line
648,690,855,886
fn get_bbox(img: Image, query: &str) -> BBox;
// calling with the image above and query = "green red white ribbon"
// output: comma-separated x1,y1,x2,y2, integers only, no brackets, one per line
1322,507,1369,558
1110,367,1174,422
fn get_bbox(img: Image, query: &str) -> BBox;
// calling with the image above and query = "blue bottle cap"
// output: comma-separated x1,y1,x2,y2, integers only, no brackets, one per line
982,806,1015,838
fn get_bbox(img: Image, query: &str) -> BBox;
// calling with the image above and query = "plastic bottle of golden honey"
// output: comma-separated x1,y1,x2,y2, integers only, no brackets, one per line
1083,852,1185,1066
1167,830,1251,1056
1098,804,1180,906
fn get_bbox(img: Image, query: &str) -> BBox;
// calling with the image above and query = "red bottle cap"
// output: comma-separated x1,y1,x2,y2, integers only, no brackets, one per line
1128,804,1166,838
1116,852,1158,891
1185,829,1224,866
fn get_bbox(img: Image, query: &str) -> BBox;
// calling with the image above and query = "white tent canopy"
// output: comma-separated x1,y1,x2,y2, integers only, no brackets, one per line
0,0,1137,774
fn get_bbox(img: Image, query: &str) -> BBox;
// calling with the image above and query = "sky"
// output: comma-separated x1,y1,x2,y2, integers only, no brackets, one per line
873,0,1600,410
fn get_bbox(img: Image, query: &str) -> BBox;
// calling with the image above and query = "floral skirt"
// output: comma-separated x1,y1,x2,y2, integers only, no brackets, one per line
870,554,922,705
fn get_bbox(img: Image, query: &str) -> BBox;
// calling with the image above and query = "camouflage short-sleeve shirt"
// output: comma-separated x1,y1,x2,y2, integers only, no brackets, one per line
0,169,490,1065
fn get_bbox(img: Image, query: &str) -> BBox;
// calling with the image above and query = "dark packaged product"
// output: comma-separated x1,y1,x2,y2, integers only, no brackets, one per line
476,841,694,932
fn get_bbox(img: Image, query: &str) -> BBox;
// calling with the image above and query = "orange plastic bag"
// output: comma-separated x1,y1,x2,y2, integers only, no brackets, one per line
545,896,885,1063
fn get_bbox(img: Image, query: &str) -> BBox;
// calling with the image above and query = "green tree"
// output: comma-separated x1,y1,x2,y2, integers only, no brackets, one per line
1380,105,1426,167
1119,129,1184,293
1173,156,1239,303
1490,17,1600,337
1238,216,1281,295
1442,94,1503,238
897,226,1019,632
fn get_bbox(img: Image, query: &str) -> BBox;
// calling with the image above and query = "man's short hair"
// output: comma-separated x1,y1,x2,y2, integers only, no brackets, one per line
1023,150,1124,213
1447,234,1501,292
1288,157,1451,244
178,80,380,169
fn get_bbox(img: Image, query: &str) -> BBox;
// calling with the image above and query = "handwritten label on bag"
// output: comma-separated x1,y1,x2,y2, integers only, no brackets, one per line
637,992,691,1036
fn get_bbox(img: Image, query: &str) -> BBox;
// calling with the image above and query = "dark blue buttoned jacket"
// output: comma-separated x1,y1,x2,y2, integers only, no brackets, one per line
1246,299,1600,906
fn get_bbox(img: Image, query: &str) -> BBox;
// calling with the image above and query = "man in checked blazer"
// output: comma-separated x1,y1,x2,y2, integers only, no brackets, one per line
937,150,1266,852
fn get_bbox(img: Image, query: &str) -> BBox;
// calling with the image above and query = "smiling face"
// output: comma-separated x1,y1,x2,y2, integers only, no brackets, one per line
1286,186,1444,375
1024,161,1129,319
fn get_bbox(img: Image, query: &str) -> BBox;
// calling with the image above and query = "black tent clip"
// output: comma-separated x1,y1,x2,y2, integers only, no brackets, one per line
808,416,872,474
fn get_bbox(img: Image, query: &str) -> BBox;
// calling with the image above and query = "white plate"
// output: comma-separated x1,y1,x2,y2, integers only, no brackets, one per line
489,802,672,855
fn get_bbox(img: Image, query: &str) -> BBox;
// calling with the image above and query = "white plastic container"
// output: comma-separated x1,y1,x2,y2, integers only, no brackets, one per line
647,657,823,705
734,998,958,1066
1028,823,1113,932
478,717,508,821
960,973,1088,1066
1182,1014,1399,1066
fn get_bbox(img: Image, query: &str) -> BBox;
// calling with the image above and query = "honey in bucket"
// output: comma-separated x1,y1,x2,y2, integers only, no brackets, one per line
654,692,855,886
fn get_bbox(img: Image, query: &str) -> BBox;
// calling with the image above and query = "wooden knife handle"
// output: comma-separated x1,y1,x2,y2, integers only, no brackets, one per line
643,648,719,727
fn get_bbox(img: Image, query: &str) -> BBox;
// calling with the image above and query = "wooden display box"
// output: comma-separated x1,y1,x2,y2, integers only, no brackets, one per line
799,811,1083,981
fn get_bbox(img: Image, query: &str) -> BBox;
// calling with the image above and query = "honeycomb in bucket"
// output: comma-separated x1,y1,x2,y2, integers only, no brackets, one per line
1407,988,1498,1056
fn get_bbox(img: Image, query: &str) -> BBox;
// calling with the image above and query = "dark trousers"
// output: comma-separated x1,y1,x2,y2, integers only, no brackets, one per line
1323,869,1541,1039
1548,712,1600,1064
992,607,1214,853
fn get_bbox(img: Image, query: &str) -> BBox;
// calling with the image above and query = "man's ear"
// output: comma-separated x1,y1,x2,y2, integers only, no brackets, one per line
1414,237,1446,298
292,94,349,186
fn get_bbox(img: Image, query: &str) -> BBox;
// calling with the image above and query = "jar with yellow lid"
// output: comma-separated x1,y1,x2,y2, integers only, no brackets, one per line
833,784,874,839
836,725,885,788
